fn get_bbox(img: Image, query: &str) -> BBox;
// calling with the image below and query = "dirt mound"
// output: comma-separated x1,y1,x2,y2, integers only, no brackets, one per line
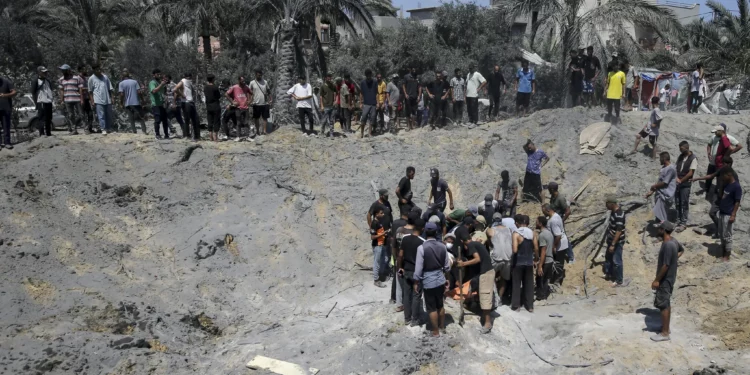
1,108,749,374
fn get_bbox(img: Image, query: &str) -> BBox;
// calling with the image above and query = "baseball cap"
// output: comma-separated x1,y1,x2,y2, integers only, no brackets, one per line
605,194,618,204
484,194,493,202
660,221,675,232
476,215,487,225
471,231,487,242
443,233,456,240
712,125,724,133
59,64,71,70
378,189,388,196
492,212,502,221
468,205,478,216
392,73,399,79
429,215,441,224
430,168,439,178
37,66,48,73
425,222,439,231
463,216,475,225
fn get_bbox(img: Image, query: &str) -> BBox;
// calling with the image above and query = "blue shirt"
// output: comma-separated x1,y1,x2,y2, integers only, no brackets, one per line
517,69,535,93
88,74,113,105
118,78,141,106
526,149,547,174
719,181,742,215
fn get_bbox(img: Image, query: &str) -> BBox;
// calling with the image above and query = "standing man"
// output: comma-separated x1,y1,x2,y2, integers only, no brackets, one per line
705,124,741,197
717,169,741,262
689,63,703,114
458,232,496,333
522,140,549,203
632,96,663,158
370,207,390,288
287,76,314,136
0,74,16,149
535,216,554,300
465,63,487,127
376,73,388,133
487,65,506,120
77,65,94,133
568,50,584,107
674,141,697,231
118,69,148,135
651,221,683,342
624,61,637,110
396,166,415,215
166,75,186,138
386,74,400,130
604,62,626,125
338,76,353,133
368,189,394,250
319,73,336,137
547,182,570,221
515,61,535,117
543,204,569,285
148,69,170,139
495,170,518,217
414,222,451,337
249,70,272,137
487,213,513,305
204,74,221,142
31,66,54,137
604,195,626,286
402,68,421,131
450,68,466,125
582,46,601,108
425,71,450,129
398,218,425,326
428,168,454,212
646,152,677,226
692,156,736,238
87,64,114,135
58,64,84,135
174,72,200,141
225,75,252,141
511,215,536,312
359,69,378,138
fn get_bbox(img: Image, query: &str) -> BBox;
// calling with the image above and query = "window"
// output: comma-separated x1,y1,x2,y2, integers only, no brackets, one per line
320,28,330,43
597,0,602,5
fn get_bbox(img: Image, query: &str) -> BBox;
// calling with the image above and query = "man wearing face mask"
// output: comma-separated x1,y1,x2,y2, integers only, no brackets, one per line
428,168,454,212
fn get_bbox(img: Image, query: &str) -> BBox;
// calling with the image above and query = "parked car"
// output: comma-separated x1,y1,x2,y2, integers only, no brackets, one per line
15,94,68,129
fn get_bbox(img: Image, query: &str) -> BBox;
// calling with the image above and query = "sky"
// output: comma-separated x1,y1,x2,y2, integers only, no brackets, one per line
392,0,742,17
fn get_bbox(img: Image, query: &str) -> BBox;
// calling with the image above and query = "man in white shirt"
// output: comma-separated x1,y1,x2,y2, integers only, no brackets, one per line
87,64,114,135
32,66,55,136
465,63,486,127
174,72,200,141
690,63,703,114
543,204,569,286
287,75,314,136
659,83,670,111
704,123,742,196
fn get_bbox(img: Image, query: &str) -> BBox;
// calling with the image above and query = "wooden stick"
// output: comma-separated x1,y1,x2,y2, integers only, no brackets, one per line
325,302,338,318
572,177,594,202
458,267,465,327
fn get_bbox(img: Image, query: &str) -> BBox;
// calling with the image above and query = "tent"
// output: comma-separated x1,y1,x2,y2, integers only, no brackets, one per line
633,67,695,111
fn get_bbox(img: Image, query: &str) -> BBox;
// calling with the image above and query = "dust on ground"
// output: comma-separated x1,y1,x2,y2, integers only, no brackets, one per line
0,107,749,374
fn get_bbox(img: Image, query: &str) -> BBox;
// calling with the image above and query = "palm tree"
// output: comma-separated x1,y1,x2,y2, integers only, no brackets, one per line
255,0,394,109
683,0,749,75
501,0,682,103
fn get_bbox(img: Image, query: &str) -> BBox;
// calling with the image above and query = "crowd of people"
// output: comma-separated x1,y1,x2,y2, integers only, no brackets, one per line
366,120,742,342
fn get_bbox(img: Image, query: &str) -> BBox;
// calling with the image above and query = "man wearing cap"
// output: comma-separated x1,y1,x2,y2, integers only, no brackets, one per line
478,194,499,227
487,212,513,304
547,182,570,221
674,141,697,231
458,232,495,333
604,195,626,286
398,218,425,325
421,203,447,237
428,168,454,212
495,170,518,218
396,167,415,216
651,220,684,342
705,124,742,198
386,74,400,129
646,152,677,226
87,64,114,135
31,66,55,137
118,69,148,135
370,207,390,288
58,64,85,135
523,140,549,203
543,204,569,285
0,73,16,149
414,222,451,337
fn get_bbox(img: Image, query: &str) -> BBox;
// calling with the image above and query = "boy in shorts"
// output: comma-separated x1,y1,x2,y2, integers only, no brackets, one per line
632,96,662,158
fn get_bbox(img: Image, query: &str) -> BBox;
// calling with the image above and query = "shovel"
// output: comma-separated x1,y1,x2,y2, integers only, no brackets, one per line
458,267,465,327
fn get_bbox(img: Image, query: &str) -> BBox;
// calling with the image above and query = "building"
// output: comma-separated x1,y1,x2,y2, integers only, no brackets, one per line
312,7,402,49
406,6,438,28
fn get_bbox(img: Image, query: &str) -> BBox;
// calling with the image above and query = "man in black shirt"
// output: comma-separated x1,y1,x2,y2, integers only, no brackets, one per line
398,218,425,326
425,71,451,129
204,74,221,142
568,49,584,108
368,189,393,231
402,68,421,131
450,216,474,289
582,46,601,108
428,168,454,212
487,65,506,120
651,221,684,342
396,166,415,215
390,210,409,308
370,207,389,288
457,234,495,334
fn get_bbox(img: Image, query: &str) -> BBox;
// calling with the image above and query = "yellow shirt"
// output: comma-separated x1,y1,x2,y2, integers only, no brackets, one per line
607,71,626,99
376,81,387,104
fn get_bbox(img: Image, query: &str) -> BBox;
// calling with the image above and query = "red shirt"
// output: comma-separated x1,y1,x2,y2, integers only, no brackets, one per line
226,85,251,110
716,135,731,168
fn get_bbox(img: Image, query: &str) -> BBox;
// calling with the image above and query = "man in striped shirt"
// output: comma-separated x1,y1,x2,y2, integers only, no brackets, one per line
604,195,626,287
58,64,84,134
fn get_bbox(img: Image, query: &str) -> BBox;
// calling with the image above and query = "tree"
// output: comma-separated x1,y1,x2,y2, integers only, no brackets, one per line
501,0,682,103
683,0,750,76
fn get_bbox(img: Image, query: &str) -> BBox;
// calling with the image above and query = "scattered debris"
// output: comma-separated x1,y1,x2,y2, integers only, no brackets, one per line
692,364,727,375
246,355,308,375
174,144,203,164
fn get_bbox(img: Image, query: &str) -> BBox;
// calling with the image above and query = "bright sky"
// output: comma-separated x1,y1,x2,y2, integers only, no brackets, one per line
393,0,741,17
